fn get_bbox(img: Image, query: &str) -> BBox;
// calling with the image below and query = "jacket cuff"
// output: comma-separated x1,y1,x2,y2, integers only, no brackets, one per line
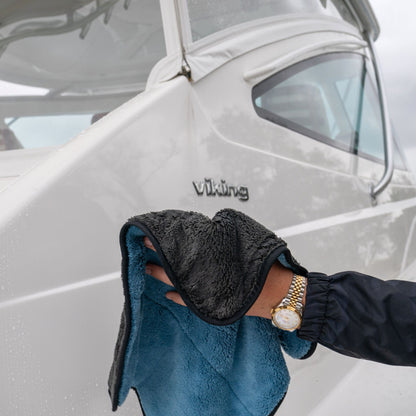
298,272,331,342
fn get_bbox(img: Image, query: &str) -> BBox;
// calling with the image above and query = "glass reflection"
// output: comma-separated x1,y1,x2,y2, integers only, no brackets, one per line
0,0,165,151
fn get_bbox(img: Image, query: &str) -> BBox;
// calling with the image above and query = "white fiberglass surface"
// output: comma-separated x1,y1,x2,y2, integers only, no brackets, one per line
186,0,358,41
0,0,165,151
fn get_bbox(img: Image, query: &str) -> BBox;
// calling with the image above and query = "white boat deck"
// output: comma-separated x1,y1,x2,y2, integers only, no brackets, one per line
308,360,416,415
0,147,55,192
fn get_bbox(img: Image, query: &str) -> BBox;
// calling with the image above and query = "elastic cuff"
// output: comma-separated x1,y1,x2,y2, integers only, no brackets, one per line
298,273,331,342
300,341,317,360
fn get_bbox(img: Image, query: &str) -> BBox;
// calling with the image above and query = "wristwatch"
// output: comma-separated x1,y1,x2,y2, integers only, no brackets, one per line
271,274,306,332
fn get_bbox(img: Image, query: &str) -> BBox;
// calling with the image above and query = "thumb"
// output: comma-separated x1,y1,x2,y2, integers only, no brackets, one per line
166,291,187,307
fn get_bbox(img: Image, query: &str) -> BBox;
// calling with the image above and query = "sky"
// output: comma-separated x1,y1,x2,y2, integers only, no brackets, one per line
371,0,416,169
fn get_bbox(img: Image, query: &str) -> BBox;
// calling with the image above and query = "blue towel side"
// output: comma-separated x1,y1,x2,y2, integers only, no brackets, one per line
117,226,311,415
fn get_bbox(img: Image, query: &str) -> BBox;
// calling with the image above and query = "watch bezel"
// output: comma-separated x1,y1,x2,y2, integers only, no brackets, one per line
271,304,302,331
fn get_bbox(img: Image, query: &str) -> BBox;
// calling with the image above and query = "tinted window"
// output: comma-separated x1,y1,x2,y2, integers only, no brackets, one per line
253,53,385,163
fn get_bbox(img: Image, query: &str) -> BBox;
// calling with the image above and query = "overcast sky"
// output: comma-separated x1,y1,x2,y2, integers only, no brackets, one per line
371,0,416,168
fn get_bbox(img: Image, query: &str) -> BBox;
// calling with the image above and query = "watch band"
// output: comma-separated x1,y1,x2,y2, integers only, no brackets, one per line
286,274,305,312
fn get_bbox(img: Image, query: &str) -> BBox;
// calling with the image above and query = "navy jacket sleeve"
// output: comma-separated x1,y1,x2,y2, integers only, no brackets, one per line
298,271,416,366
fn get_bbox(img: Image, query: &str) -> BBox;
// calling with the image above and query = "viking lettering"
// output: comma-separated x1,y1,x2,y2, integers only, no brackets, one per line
192,179,249,201
192,181,204,196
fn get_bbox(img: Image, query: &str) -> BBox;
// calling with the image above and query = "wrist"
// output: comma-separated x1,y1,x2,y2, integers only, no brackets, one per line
246,262,307,320
271,262,307,306
271,274,306,332
269,264,307,331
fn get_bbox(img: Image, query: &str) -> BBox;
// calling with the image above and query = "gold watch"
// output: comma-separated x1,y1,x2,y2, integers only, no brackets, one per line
271,274,306,332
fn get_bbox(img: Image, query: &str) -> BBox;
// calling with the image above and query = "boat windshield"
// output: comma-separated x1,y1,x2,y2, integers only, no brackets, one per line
187,0,358,41
0,0,166,151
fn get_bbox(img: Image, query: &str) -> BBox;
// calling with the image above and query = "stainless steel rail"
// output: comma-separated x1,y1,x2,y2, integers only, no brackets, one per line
367,32,394,202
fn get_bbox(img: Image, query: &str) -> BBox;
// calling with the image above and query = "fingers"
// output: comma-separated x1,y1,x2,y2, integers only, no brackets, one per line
143,236,186,308
145,263,173,287
166,291,186,307
143,236,155,251
145,265,187,307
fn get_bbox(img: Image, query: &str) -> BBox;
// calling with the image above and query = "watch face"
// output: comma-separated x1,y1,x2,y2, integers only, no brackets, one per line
272,307,301,331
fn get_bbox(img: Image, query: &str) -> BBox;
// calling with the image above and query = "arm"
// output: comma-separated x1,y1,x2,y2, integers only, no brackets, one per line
298,271,416,366
144,237,416,366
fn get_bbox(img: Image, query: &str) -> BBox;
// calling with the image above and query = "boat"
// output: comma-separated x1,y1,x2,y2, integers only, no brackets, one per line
0,0,415,414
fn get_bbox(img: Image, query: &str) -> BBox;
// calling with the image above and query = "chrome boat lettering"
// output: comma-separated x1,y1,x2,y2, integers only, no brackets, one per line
192,178,249,201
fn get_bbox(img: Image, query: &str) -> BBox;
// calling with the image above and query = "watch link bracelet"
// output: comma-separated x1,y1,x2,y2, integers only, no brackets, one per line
271,274,306,332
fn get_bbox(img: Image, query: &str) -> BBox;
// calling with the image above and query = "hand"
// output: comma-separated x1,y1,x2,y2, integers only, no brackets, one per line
143,237,306,320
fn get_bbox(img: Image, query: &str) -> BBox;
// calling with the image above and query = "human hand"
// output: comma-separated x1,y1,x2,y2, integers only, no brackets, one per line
143,237,305,320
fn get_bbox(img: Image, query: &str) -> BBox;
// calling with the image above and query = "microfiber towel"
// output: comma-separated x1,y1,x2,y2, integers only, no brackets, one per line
109,209,315,416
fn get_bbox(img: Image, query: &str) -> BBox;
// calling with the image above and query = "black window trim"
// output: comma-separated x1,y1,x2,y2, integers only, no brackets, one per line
252,51,386,165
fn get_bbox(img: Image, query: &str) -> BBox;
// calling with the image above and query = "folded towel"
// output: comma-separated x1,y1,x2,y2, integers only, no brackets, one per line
109,209,314,415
